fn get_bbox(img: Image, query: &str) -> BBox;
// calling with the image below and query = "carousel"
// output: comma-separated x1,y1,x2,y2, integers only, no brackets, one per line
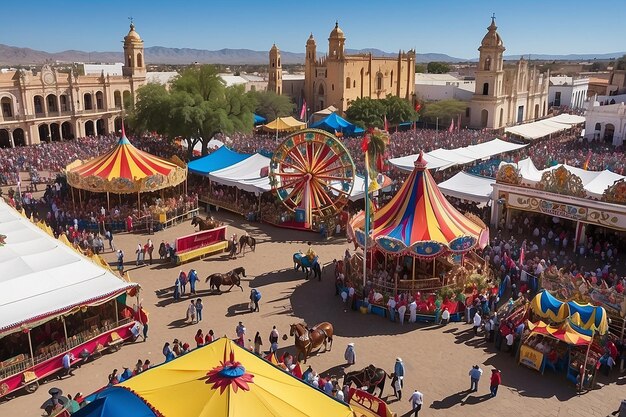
65,127,187,210
348,152,489,295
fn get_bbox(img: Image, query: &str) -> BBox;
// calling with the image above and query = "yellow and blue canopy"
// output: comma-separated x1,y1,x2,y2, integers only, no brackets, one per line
530,290,570,323
78,338,353,417
567,300,608,335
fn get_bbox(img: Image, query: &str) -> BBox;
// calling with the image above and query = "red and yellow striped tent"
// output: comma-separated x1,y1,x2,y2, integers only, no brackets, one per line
350,152,487,258
66,131,186,194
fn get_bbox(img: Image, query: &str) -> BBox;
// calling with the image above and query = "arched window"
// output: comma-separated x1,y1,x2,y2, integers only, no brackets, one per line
278,58,280,67
390,70,394,89
377,73,383,90
499,108,504,127
346,77,351,89
127,55,132,67
481,109,489,128
34,95,44,114
1,97,13,118
137,53,143,67
318,84,325,96
465,107,470,118
482,82,489,95
484,57,491,71
594,122,601,131
83,93,93,110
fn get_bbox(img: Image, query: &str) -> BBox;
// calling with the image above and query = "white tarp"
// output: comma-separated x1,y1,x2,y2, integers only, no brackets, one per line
437,172,495,203
0,199,138,336
499,158,625,198
209,153,272,194
505,114,586,140
389,138,527,172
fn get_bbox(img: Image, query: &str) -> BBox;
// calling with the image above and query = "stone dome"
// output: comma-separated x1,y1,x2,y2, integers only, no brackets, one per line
125,23,142,42
481,17,503,48
329,21,344,39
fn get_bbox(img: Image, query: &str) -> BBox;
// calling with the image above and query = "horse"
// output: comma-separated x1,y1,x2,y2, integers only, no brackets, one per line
289,322,333,363
293,252,322,280
344,365,391,398
205,267,246,292
191,215,222,231
238,234,256,255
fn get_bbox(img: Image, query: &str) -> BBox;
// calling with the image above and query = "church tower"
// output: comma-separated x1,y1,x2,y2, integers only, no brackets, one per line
304,33,316,108
122,21,146,78
328,21,345,60
268,44,282,95
470,16,506,128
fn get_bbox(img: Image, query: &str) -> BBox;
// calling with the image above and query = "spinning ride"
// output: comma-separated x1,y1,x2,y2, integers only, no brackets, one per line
270,129,355,228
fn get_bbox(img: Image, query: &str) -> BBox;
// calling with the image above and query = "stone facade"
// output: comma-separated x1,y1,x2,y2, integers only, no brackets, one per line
271,22,415,115
468,17,549,129
0,23,146,147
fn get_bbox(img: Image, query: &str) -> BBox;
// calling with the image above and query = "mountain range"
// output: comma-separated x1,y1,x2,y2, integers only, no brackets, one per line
0,44,623,66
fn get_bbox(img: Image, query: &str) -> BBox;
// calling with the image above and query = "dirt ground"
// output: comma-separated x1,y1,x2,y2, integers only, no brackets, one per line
1,208,625,417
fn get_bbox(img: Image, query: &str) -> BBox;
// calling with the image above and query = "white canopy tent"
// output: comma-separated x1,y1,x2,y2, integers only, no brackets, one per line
389,138,527,172
504,114,585,140
499,157,625,199
437,172,495,203
209,153,272,194
0,199,138,336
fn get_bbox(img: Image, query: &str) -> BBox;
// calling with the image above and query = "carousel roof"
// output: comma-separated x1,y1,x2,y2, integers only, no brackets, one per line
66,129,187,194
350,152,487,258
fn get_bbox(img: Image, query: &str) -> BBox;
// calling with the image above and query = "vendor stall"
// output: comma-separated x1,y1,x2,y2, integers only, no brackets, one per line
0,199,141,398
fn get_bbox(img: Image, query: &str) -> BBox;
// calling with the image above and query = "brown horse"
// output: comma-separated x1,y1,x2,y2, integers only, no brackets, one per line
344,365,392,397
238,234,256,255
205,267,246,292
289,322,334,363
191,215,222,231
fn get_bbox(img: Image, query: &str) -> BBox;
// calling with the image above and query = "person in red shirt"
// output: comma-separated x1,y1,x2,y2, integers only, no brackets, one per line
490,369,501,397
205,329,214,344
195,329,204,348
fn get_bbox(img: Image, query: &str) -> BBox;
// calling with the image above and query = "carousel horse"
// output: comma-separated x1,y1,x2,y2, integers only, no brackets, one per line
238,234,256,255
293,252,322,280
343,365,391,398
205,267,246,292
289,322,334,363
191,215,222,231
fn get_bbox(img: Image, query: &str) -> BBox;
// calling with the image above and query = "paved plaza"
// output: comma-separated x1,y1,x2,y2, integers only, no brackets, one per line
1,210,624,417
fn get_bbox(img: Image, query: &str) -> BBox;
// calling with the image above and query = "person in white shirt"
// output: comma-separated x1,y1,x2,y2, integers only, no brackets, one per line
441,307,450,324
409,301,417,323
387,297,397,322
473,312,482,336
409,389,423,416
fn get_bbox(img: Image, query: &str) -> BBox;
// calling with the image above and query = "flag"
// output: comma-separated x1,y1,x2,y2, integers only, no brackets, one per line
448,118,454,133
383,115,388,132
583,150,592,170
299,99,307,120
414,102,422,112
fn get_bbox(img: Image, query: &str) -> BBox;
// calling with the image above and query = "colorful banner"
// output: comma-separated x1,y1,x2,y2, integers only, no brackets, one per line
176,226,227,253
519,345,544,372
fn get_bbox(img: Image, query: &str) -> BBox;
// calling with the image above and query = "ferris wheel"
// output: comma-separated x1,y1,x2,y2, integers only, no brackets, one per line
269,129,355,227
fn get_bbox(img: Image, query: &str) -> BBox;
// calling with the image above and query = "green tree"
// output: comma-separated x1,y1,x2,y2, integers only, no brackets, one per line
415,63,427,73
382,95,417,126
130,65,255,157
615,55,626,70
345,97,386,128
427,61,450,74
248,90,294,121
421,99,467,125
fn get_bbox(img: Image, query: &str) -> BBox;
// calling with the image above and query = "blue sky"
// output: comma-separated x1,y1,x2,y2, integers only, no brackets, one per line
2,0,625,58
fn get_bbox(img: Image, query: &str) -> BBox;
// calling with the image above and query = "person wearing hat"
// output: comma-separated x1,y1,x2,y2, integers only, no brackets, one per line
188,268,199,295
469,364,483,392
344,342,356,366
393,357,405,399
490,368,501,397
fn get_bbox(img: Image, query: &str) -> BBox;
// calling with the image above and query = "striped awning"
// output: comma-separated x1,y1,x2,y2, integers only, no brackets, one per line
350,152,487,258
66,132,187,194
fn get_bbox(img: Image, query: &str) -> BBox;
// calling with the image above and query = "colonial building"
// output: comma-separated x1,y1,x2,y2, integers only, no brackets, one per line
270,22,416,114
468,17,549,129
548,76,589,109
584,101,626,146
0,23,146,147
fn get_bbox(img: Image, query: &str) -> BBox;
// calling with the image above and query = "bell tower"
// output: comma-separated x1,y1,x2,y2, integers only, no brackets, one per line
268,44,282,95
328,21,345,60
304,33,316,107
474,15,505,98
122,20,146,78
